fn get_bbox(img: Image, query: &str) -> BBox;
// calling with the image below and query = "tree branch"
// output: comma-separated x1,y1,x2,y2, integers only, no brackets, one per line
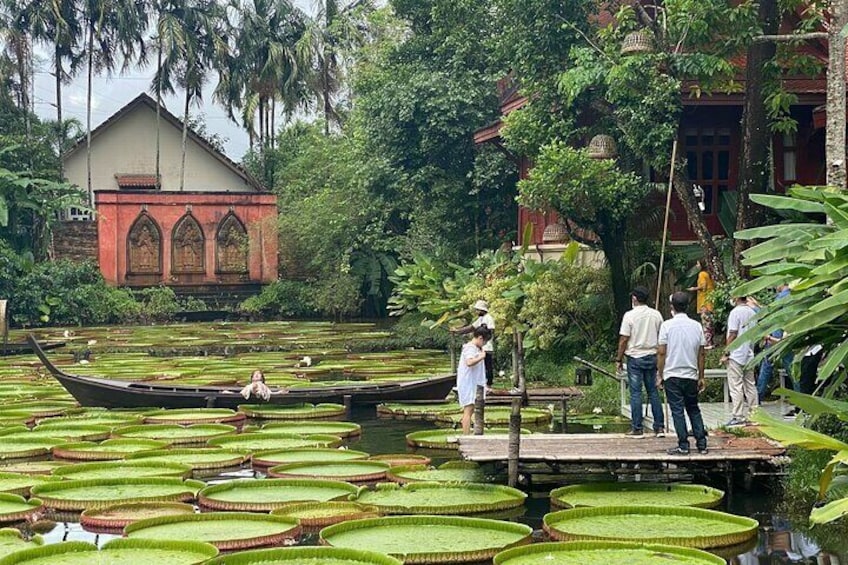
752,32,827,43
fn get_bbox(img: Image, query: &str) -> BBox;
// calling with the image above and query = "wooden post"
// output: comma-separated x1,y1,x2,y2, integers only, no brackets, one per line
560,395,568,433
343,395,353,418
449,334,457,372
508,397,522,487
511,330,519,388
473,385,485,435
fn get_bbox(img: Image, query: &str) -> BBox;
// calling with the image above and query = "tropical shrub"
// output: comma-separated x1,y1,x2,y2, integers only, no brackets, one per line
240,280,319,319
136,286,181,323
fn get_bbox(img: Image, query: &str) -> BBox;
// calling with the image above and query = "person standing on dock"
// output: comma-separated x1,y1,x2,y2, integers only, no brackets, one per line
656,292,708,455
456,326,491,434
616,286,665,438
687,258,715,348
452,300,495,390
721,295,759,426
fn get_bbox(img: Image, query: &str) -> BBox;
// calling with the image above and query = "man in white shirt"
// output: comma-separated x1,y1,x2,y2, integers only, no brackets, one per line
721,295,758,426
616,286,665,438
656,292,707,455
452,300,496,388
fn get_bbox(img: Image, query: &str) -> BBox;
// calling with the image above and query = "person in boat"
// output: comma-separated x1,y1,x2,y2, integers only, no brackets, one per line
240,370,274,401
457,326,491,434
451,300,496,391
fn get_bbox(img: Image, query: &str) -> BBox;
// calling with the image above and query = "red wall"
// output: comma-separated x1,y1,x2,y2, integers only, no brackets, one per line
96,191,278,286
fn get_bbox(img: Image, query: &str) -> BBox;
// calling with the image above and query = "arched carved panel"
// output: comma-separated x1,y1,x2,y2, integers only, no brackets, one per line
171,213,205,274
126,211,162,275
215,212,249,274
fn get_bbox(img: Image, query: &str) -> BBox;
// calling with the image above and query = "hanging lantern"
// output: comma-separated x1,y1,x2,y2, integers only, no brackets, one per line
620,30,653,56
542,221,569,244
587,134,617,160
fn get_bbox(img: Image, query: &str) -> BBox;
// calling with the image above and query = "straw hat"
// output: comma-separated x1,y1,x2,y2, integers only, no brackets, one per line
473,300,489,312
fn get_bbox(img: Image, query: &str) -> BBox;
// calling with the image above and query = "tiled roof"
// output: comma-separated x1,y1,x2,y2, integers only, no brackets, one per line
115,174,159,188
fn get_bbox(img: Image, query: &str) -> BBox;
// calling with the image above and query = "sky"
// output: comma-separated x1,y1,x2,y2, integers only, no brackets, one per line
32,0,315,161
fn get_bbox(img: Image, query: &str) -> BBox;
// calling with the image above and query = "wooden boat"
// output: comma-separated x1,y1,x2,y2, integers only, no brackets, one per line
0,341,65,356
27,336,454,410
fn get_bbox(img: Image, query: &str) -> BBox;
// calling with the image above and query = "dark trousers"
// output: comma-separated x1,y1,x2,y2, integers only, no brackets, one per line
626,354,664,432
800,350,824,394
665,377,707,451
484,352,494,386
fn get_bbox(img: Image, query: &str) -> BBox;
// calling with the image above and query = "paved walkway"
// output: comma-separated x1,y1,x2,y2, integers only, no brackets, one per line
621,400,789,432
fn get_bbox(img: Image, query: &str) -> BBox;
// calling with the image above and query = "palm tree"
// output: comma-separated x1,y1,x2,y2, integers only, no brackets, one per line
0,0,33,130
81,0,149,204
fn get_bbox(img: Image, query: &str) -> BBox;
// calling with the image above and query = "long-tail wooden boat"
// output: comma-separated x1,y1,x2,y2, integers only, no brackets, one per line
0,341,65,356
27,335,454,410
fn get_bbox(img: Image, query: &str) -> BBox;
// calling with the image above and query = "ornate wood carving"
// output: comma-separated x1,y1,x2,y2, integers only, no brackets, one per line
171,213,205,274
126,212,162,275
215,212,249,274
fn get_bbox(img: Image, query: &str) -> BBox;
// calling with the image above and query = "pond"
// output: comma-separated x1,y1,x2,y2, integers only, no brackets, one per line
0,321,844,563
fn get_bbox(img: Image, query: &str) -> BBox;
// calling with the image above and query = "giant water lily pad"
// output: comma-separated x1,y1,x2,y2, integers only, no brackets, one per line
320,515,533,564
0,528,43,559
0,493,43,522
550,483,725,509
436,407,552,426
258,422,361,438
368,454,431,468
492,541,725,565
377,404,461,420
36,413,143,428
112,424,236,445
0,472,61,496
0,401,78,419
30,478,205,511
543,506,759,548
0,461,67,476
143,408,245,425
0,437,63,459
20,424,112,442
271,501,380,528
52,439,170,461
203,547,402,565
268,461,390,482
252,448,369,468
198,479,358,511
405,428,530,450
0,539,218,565
208,432,342,452
125,512,301,550
387,462,483,484
352,483,526,515
51,460,192,480
126,448,248,470
238,403,346,420
80,502,196,531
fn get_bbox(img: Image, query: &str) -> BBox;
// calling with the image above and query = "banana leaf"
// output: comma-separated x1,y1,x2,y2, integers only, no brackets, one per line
751,410,848,452
772,389,848,420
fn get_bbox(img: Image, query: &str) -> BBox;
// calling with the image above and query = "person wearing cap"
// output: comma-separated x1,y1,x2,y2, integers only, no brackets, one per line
616,286,665,438
451,300,496,389
656,292,708,455
721,295,759,426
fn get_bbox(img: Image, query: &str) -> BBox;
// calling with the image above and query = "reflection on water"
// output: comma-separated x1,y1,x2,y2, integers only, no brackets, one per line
19,406,848,563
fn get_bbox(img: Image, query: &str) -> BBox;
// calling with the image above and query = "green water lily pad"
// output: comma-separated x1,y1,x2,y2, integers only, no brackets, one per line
52,439,170,460
377,403,460,420
0,539,218,565
238,403,346,420
405,428,531,450
203,547,402,565
143,408,245,425
30,478,205,511
80,501,196,531
352,482,526,515
0,493,43,522
0,528,43,559
252,448,369,468
436,407,553,426
550,483,725,509
112,424,236,445
0,437,64,459
0,472,61,496
126,448,248,470
387,462,483,484
125,512,301,550
199,479,358,511
492,541,725,565
268,461,390,482
367,454,431,467
271,501,380,528
259,422,361,438
543,506,759,548
208,432,342,452
36,413,143,428
320,515,533,564
0,461,67,475
51,460,192,480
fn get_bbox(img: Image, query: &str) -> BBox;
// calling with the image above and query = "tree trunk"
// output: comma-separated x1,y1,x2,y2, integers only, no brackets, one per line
86,25,94,206
826,0,848,190
155,43,162,188
271,98,276,149
55,44,64,178
734,0,779,272
672,167,727,283
599,222,631,325
180,90,190,192
258,97,265,147
323,58,331,136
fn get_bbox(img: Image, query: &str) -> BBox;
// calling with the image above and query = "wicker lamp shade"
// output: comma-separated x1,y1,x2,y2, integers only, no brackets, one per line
587,135,617,159
542,222,569,244
621,30,653,55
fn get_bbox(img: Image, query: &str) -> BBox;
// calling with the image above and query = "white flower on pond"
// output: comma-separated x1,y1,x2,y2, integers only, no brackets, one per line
592,407,603,414
498,370,505,377
79,359,89,365
87,340,97,346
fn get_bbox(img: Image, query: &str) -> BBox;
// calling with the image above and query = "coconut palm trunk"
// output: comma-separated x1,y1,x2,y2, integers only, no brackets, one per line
155,41,162,188
86,22,94,206
55,43,64,177
180,88,189,191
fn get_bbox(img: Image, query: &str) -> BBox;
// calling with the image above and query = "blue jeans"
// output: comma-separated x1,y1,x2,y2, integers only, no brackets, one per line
665,377,707,451
627,354,664,432
757,352,796,402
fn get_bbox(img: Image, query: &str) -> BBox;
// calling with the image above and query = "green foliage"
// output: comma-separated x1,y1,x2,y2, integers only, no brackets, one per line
388,254,473,327
239,280,319,319
136,286,181,323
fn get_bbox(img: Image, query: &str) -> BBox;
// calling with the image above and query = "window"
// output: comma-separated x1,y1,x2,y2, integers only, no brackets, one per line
783,132,797,183
684,127,732,215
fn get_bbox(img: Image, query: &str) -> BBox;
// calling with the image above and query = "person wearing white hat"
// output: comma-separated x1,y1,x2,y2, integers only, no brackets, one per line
451,300,496,389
